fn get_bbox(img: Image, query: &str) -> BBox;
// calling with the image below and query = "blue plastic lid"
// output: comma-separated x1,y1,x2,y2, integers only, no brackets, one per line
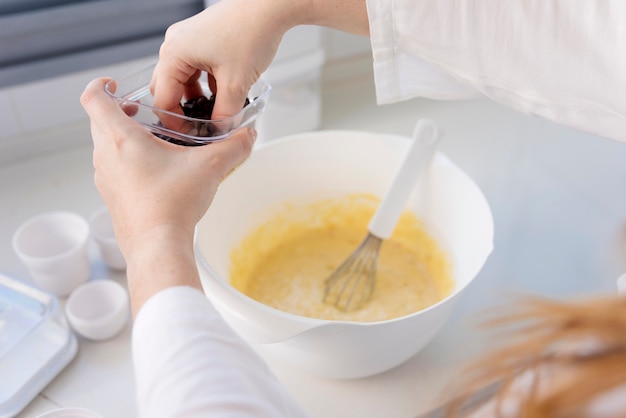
0,273,77,418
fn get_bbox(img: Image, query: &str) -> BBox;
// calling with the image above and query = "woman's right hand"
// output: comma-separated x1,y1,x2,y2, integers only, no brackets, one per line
150,0,296,121
150,0,369,122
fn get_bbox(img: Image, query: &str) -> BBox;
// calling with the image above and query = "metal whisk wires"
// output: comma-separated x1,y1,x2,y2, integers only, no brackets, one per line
322,119,441,312
323,233,383,312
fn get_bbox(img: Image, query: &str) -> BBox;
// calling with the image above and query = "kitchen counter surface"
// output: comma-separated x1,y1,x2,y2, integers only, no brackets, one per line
3,66,626,418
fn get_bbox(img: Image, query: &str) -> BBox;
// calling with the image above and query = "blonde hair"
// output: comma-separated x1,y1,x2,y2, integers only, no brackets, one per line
445,294,626,417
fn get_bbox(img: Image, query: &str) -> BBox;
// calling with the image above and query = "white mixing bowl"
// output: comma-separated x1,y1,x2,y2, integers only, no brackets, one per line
195,130,494,379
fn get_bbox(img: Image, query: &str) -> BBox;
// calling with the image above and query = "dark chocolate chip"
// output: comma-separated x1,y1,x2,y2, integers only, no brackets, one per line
153,95,252,146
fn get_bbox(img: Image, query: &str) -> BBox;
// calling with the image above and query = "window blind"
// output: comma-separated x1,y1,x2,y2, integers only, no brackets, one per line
0,0,204,88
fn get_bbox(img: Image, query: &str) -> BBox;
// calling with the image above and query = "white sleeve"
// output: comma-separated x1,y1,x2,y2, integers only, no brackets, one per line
366,0,626,142
132,286,309,418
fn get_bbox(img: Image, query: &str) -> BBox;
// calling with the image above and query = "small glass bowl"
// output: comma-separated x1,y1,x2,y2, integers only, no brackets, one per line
105,64,271,146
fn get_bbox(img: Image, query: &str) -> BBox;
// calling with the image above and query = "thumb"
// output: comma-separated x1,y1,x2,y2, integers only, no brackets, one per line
80,78,137,130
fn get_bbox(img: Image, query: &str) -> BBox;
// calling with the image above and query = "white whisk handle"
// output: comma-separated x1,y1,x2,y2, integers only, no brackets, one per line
368,118,440,240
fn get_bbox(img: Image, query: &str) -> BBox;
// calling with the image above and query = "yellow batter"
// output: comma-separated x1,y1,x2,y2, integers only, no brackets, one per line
229,194,454,322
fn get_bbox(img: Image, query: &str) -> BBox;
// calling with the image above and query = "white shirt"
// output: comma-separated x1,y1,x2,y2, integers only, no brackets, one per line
366,0,626,143
132,286,309,418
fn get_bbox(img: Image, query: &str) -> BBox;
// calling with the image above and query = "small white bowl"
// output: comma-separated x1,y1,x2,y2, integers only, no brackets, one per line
89,206,126,271
65,280,129,341
12,211,90,297
35,407,102,418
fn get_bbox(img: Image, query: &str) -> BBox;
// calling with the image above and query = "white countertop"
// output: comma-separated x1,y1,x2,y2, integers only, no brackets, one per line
3,67,626,418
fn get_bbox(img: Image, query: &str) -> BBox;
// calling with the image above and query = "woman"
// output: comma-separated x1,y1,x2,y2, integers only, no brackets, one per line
81,0,626,416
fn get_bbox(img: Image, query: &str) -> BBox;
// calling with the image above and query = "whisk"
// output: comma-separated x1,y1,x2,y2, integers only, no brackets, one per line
323,119,441,312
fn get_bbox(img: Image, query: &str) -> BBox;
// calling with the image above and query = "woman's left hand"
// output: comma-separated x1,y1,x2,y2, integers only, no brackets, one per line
80,77,257,261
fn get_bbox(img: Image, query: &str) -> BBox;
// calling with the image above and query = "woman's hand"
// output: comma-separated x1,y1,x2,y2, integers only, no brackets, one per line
150,0,369,121
150,0,293,121
80,77,256,268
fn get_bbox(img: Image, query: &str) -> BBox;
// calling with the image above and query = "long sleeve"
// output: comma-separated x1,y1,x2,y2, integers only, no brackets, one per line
366,0,626,142
132,286,308,418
